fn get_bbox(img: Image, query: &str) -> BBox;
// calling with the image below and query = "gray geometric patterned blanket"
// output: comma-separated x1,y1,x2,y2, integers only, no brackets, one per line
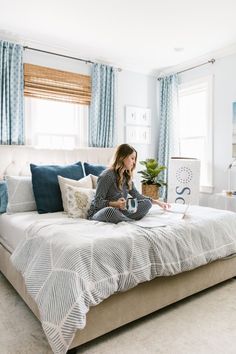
10,206,236,353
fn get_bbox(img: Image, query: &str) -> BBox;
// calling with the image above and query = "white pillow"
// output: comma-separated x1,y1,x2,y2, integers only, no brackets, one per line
58,175,93,212
91,174,98,189
65,185,95,219
6,176,37,214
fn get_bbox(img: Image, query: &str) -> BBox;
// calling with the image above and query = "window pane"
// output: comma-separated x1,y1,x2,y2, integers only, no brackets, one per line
25,97,88,149
179,91,207,137
178,77,213,189
34,100,77,135
37,135,51,147
63,136,76,150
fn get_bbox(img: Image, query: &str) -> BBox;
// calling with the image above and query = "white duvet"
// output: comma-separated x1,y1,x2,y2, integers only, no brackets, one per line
11,205,236,353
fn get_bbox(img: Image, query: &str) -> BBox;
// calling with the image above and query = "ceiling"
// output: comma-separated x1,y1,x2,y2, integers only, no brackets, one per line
1,0,236,75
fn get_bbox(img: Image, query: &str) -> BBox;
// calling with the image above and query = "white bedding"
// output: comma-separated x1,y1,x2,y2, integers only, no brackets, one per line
0,211,67,252
10,205,236,354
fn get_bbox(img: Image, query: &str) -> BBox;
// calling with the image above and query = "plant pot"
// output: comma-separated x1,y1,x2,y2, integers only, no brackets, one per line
142,184,159,199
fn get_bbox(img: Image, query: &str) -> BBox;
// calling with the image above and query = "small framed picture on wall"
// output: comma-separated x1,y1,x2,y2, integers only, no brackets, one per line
125,105,151,145
125,126,151,144
126,106,151,126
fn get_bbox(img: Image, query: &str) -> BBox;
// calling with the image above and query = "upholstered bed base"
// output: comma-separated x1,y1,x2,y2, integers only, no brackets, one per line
1,242,236,350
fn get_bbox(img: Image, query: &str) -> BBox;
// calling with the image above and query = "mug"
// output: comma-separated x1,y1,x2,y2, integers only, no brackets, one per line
126,198,138,213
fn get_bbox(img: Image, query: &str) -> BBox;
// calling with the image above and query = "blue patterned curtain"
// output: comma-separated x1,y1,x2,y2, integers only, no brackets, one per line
89,63,115,147
0,40,24,145
158,74,179,199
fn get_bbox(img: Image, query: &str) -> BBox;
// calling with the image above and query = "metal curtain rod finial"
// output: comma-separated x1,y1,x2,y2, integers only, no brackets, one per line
157,58,216,80
208,58,215,64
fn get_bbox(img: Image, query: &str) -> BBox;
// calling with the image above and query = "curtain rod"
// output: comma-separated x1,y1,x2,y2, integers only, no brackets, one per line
24,46,94,64
158,58,215,80
23,46,122,71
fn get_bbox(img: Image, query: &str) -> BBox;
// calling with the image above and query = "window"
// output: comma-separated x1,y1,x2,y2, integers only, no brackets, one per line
24,64,91,149
178,76,213,192
25,97,88,149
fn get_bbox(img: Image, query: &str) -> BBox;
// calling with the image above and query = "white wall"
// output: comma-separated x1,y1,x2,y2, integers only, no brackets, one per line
116,69,158,189
116,70,158,155
175,52,236,205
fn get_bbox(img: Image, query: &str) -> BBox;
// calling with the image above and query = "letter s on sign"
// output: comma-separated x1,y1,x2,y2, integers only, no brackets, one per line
175,197,185,204
175,186,191,204
176,186,191,195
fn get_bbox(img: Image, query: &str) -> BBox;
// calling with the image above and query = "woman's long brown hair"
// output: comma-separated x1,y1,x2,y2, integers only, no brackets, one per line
110,144,137,190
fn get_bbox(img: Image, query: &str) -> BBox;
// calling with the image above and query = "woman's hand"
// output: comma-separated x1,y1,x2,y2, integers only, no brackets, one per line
117,197,126,210
109,198,126,210
152,199,171,210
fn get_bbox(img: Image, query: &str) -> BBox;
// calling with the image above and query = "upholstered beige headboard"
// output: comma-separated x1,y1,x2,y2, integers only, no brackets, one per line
0,146,114,177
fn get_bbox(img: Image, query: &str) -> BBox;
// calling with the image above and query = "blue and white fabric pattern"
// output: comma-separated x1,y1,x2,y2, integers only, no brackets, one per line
89,63,115,147
0,40,24,145
158,74,179,199
90,199,152,224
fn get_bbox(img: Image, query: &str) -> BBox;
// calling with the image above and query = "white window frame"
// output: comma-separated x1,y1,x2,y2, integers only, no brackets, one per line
24,97,88,149
178,75,213,193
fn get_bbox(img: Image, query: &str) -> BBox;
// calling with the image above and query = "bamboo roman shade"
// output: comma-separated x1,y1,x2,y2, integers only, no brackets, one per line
24,63,91,105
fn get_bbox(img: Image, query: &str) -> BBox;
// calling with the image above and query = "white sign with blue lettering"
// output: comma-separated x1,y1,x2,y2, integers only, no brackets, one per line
167,158,201,205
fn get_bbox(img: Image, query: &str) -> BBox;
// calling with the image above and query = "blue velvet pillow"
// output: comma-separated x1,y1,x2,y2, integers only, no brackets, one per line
30,162,84,214
84,162,106,177
0,180,8,214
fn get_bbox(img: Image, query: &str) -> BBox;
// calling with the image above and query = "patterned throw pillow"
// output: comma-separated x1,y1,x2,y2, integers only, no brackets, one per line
65,185,96,219
58,175,93,212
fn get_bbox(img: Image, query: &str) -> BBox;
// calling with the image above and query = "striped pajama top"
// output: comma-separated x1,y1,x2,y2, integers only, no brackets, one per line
87,168,150,218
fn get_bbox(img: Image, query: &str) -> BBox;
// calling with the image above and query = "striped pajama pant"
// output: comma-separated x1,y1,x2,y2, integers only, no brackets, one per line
90,199,152,224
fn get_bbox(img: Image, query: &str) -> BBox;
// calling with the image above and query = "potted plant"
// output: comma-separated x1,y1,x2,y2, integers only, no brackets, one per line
138,158,167,199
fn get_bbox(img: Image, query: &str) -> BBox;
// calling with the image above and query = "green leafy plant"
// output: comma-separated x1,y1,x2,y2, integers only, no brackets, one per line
138,158,167,187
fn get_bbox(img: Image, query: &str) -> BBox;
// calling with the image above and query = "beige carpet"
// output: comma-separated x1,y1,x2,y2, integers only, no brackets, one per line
0,273,236,354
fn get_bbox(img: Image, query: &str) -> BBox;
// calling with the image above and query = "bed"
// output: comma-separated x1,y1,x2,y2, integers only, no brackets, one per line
1,145,236,354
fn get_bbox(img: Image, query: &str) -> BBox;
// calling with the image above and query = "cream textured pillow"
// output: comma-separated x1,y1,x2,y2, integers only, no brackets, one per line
91,174,98,189
58,175,93,212
65,185,95,219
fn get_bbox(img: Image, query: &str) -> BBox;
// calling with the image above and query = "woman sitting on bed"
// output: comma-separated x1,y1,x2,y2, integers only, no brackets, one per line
87,143,170,224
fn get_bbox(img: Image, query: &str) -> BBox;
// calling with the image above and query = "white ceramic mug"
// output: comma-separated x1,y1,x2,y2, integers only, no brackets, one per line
126,198,138,213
